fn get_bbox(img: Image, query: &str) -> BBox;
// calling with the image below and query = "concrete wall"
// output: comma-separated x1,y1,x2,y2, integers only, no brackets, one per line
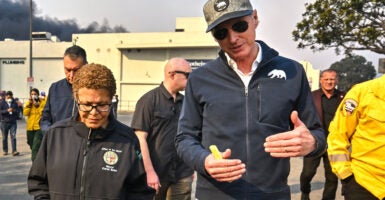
73,25,219,111
0,40,70,101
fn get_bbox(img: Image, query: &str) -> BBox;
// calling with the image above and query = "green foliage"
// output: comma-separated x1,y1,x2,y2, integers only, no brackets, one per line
293,0,385,55
330,55,376,91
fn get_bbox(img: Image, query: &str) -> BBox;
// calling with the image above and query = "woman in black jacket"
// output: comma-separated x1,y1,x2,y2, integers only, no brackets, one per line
28,63,154,200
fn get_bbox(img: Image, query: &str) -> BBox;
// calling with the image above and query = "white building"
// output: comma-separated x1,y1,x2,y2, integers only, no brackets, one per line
0,37,70,99
0,17,319,112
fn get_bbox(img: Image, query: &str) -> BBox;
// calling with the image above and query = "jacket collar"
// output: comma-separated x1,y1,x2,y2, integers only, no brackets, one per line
218,40,279,70
319,88,345,99
160,82,183,102
72,112,116,140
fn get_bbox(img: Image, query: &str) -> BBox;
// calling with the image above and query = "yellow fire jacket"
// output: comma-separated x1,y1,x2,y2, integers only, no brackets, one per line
23,98,46,131
328,75,385,199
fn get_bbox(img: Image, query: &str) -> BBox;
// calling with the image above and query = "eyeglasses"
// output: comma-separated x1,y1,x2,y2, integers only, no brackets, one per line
213,20,249,41
77,103,111,112
169,70,190,78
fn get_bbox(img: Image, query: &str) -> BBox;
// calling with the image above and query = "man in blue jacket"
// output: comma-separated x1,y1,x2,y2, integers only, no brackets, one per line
175,0,326,199
0,91,20,156
40,45,87,132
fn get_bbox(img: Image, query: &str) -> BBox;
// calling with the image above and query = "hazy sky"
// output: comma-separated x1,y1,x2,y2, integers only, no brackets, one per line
32,0,382,70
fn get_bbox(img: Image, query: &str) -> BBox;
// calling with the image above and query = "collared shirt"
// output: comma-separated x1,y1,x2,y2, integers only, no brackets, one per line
321,91,341,133
225,42,262,86
131,83,193,182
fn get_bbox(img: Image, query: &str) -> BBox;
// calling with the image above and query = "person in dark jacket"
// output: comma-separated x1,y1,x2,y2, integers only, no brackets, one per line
0,90,4,121
28,63,154,199
0,91,20,156
175,0,326,199
40,45,87,132
300,69,345,200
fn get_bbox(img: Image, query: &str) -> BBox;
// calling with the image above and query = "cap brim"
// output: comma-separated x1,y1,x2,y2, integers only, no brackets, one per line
206,10,253,32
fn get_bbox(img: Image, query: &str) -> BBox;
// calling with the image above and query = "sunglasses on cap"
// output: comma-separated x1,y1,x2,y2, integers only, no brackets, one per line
213,20,249,41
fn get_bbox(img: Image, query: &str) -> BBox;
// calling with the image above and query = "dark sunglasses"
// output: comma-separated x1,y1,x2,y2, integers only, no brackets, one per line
213,20,249,41
170,70,190,78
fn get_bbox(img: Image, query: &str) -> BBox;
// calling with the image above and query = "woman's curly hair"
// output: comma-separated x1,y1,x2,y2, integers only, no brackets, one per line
72,63,116,98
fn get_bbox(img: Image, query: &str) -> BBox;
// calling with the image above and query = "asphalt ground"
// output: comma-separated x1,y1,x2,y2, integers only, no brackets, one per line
0,114,343,200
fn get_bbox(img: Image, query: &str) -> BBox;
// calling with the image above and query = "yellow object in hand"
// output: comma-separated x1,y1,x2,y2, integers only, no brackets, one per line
209,145,222,160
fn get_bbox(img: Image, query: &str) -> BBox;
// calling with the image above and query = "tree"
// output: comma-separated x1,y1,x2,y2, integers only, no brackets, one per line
330,55,376,91
293,0,385,55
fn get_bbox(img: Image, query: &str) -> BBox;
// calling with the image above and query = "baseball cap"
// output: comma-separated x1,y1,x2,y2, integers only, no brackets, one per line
203,0,253,32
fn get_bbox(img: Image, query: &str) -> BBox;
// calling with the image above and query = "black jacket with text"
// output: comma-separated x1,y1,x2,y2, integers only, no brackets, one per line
28,115,154,200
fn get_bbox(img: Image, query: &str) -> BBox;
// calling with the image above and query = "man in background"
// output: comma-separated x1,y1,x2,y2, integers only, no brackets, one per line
40,91,46,100
131,58,194,200
0,91,20,156
112,94,119,119
0,90,4,121
300,69,345,200
40,45,87,132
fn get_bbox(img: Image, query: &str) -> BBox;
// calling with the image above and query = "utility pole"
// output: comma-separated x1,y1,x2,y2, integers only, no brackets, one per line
29,0,33,89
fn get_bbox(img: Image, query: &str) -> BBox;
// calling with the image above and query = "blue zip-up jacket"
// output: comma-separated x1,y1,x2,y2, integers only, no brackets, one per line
175,41,325,199
0,98,19,123
40,78,77,132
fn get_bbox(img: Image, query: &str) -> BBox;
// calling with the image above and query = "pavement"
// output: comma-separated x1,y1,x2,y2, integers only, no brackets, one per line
0,114,343,200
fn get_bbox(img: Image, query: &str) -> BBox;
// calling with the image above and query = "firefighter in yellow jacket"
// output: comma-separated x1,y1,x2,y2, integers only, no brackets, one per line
328,75,385,200
23,88,46,161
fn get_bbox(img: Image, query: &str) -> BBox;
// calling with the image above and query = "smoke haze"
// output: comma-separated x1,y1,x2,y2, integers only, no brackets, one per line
0,0,128,41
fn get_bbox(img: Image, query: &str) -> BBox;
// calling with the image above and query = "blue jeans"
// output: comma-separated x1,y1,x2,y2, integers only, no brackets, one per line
156,175,193,200
1,122,17,153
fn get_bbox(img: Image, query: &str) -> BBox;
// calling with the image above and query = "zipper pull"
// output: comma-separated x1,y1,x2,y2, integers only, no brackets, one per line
84,129,92,156
245,87,248,97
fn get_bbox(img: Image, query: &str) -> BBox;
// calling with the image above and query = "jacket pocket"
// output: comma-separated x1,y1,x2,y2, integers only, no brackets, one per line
367,109,385,122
